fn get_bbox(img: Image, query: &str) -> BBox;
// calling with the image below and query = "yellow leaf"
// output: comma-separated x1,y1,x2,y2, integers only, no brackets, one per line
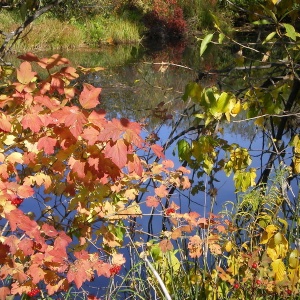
223,241,233,252
6,152,23,164
261,225,278,244
267,245,279,261
273,232,288,246
254,116,264,127
293,157,300,174
271,259,286,281
267,232,288,261
289,249,300,269
227,254,239,276
3,135,15,146
119,201,142,217
231,100,241,115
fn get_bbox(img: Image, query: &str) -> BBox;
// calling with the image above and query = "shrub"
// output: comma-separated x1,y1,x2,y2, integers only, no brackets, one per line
143,0,187,42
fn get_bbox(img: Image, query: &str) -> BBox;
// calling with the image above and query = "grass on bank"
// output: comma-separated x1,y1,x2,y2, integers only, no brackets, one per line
0,11,143,53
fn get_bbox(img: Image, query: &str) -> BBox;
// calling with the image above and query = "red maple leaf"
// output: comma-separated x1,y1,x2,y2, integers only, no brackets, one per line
50,76,65,94
0,242,10,264
79,83,101,109
105,140,128,169
17,52,40,62
82,127,100,146
37,54,70,69
3,235,19,254
127,153,143,176
28,264,46,284
60,66,79,80
88,110,106,129
151,144,165,159
51,106,87,137
37,136,57,154
0,114,11,132
34,95,60,111
98,118,125,142
21,113,43,132
41,223,58,237
17,184,34,198
18,238,34,256
94,261,111,278
17,61,37,85
68,157,86,178
122,120,143,147
67,259,91,289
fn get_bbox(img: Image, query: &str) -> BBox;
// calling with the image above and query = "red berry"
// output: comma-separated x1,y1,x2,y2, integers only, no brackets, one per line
109,265,121,276
165,208,175,215
11,197,23,206
27,288,40,297
233,283,239,289
256,279,262,285
252,262,258,269
286,289,292,295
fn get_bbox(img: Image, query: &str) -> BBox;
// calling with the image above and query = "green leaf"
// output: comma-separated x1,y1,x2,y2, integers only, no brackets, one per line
200,33,214,57
252,19,272,25
283,23,297,41
218,33,225,44
262,31,277,44
182,82,202,102
216,92,231,113
177,139,191,161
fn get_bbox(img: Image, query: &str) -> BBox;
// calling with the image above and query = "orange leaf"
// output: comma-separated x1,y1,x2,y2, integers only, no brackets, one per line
127,153,143,176
146,196,160,208
88,110,106,129
162,159,174,168
17,52,39,62
0,287,11,299
82,127,100,146
171,228,182,239
37,136,57,154
155,185,169,198
17,184,34,198
79,83,101,109
188,235,203,258
151,144,165,159
21,113,43,132
159,239,173,252
17,61,37,85
52,106,87,137
0,114,11,132
105,140,128,169
38,54,69,69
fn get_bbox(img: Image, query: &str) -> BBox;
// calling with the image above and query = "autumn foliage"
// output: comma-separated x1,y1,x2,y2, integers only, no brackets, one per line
0,53,191,298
